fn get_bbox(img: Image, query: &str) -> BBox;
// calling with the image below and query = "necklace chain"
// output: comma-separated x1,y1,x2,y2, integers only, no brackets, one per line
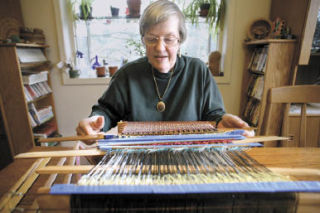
151,67,174,101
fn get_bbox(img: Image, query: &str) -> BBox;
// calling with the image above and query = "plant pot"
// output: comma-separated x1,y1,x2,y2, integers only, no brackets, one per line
110,6,119,17
127,0,141,18
199,3,210,17
69,69,80,78
109,66,118,77
96,66,106,77
79,5,93,20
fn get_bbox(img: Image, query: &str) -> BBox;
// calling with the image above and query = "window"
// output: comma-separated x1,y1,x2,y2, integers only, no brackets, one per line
70,0,222,78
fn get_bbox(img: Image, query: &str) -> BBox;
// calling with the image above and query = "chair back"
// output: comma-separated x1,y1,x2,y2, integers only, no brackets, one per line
262,85,320,147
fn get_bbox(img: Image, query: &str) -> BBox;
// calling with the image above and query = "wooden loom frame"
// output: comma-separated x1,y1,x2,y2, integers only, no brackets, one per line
2,139,320,212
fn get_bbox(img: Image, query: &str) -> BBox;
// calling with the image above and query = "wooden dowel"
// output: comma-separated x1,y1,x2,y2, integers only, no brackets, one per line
15,149,106,159
232,136,289,145
37,165,94,174
44,158,66,188
38,134,105,143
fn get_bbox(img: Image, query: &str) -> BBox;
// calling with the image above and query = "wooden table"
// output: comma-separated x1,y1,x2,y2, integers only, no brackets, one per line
1,147,320,212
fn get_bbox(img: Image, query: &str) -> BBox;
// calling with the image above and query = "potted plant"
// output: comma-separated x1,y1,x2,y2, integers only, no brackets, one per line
126,38,145,57
127,0,141,18
79,0,94,20
67,0,94,21
110,6,120,17
183,0,226,33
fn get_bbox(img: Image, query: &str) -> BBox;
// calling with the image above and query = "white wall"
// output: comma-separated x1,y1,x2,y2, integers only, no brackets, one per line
219,0,271,113
20,0,271,136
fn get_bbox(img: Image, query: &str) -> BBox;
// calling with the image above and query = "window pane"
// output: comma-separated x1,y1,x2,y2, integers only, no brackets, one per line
73,0,220,78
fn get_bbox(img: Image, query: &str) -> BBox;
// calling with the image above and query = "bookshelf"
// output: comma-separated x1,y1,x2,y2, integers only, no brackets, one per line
0,43,59,156
241,39,296,135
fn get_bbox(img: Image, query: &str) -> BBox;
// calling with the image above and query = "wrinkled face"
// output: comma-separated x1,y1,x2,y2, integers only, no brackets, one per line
143,16,180,73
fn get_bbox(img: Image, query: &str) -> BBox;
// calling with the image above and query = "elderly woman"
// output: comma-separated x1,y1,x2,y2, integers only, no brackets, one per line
76,0,251,136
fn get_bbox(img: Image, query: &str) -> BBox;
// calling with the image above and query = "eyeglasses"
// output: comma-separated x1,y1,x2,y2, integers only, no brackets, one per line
143,35,180,47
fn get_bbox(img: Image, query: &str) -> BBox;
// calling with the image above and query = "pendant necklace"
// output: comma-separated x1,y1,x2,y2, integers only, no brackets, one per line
151,67,174,112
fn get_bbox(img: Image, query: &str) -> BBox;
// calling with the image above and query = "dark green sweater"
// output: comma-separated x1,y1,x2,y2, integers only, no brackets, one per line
91,55,225,131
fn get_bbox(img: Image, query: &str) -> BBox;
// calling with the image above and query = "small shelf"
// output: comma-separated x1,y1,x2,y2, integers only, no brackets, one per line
245,39,296,45
20,61,50,69
76,16,140,21
27,93,52,104
0,43,49,48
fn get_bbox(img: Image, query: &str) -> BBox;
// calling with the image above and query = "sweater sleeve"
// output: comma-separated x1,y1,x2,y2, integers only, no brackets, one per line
201,65,226,122
90,70,129,131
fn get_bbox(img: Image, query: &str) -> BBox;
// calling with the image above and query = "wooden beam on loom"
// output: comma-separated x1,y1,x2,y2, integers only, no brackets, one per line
37,165,230,175
36,166,320,179
232,136,288,144
0,158,50,212
14,136,288,159
38,134,104,143
38,143,83,194
15,149,105,159
37,158,66,194
37,127,257,143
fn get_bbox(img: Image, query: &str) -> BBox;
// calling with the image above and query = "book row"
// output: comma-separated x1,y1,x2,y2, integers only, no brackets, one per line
248,46,269,73
33,120,58,139
247,75,264,100
23,81,52,102
22,70,48,85
28,103,54,128
243,98,261,127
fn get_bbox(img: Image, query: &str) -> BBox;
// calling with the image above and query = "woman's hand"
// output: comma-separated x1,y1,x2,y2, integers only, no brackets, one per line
76,115,105,136
217,113,255,137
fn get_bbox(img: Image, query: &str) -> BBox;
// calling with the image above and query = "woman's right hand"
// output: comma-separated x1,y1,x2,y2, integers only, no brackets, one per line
76,115,105,136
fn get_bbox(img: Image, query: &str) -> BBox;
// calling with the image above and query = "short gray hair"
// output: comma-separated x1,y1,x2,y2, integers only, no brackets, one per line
139,0,187,43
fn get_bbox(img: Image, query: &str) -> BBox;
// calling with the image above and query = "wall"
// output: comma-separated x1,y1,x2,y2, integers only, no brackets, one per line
218,0,271,114
20,0,271,136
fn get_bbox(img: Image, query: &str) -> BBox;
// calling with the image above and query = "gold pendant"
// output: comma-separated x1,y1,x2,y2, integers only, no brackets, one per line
156,101,166,112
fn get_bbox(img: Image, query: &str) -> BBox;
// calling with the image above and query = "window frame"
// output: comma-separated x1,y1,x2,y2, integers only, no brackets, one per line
53,0,235,85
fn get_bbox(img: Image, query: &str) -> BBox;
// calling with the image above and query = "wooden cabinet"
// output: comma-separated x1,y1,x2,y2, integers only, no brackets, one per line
270,0,320,83
0,43,59,156
241,39,296,135
286,103,320,147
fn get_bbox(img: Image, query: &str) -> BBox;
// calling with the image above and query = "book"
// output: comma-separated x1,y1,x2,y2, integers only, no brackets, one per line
22,71,48,85
253,76,264,100
28,103,40,125
249,76,264,100
23,86,33,102
28,103,53,126
34,120,58,147
257,46,268,72
16,48,47,63
37,106,54,124
34,119,57,137
248,46,269,73
25,85,38,99
28,111,37,127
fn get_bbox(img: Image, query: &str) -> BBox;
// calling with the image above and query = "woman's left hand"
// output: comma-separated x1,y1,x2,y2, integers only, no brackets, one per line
217,113,255,137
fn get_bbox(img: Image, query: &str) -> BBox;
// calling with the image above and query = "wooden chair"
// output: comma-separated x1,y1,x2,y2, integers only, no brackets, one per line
262,85,320,147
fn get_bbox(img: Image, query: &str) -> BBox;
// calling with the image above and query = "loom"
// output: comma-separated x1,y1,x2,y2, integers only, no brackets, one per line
16,121,320,212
